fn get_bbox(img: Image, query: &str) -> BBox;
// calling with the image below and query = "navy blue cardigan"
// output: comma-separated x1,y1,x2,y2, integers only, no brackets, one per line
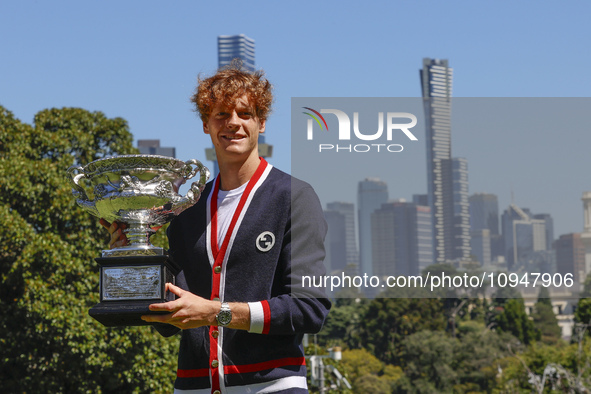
161,163,330,393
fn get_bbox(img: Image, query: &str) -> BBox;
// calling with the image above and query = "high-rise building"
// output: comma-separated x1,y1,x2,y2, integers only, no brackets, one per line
534,213,555,252
420,58,470,263
470,229,491,266
326,202,359,271
371,201,433,277
469,193,499,235
206,34,272,177
357,178,388,277
324,210,347,274
137,139,176,158
413,194,428,206
581,192,591,277
502,204,548,269
452,158,470,261
218,34,255,72
554,233,585,284
469,193,503,261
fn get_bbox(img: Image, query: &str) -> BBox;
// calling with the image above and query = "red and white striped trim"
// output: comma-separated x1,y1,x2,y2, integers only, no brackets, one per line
248,300,271,335
224,357,306,375
173,376,308,394
204,158,273,393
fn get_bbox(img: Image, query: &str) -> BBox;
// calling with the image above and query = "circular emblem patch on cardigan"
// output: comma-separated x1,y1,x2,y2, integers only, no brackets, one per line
256,231,275,252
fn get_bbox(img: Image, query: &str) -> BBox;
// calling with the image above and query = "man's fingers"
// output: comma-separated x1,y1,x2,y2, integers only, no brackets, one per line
109,221,127,233
99,218,111,230
148,300,178,312
99,220,128,234
141,312,172,323
165,282,184,297
110,228,123,244
111,239,128,248
108,227,129,247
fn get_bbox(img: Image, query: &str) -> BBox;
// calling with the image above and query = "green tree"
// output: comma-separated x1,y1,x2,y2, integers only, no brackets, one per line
353,374,391,393
339,349,402,393
497,338,591,392
353,295,446,365
453,328,513,392
393,330,457,393
0,106,178,393
575,298,591,328
532,287,562,344
575,273,591,333
317,297,367,348
493,298,540,345
340,348,383,387
580,273,591,298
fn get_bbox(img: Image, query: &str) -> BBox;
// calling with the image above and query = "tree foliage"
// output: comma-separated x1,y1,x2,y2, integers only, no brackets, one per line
394,330,457,392
352,295,446,365
497,337,591,392
576,273,591,334
337,349,402,393
532,288,562,344
0,106,178,393
492,294,540,345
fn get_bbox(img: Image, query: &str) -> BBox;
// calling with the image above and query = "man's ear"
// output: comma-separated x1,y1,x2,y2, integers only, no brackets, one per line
203,121,210,134
259,119,266,134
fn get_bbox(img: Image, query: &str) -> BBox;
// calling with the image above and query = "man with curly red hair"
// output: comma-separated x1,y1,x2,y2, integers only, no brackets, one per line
107,63,330,393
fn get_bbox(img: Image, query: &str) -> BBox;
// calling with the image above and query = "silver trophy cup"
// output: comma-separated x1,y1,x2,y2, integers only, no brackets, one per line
67,154,210,326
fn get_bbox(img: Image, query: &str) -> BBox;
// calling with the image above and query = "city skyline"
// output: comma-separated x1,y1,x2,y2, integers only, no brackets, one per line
324,184,561,274
292,96,591,244
3,1,591,239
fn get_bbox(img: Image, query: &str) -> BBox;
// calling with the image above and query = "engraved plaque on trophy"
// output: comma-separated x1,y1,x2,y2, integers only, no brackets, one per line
67,154,209,327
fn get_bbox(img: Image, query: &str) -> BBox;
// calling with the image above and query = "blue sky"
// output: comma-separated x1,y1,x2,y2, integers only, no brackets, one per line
1,0,590,237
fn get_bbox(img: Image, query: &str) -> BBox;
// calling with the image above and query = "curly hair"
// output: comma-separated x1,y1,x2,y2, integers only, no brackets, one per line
191,60,273,122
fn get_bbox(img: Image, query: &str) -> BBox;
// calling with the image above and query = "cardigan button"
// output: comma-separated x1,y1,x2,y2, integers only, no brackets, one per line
213,391,221,394
214,266,222,274
212,330,219,339
211,359,219,368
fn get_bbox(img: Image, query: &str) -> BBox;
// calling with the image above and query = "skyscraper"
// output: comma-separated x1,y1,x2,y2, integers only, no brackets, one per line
137,139,176,158
452,157,470,260
358,178,388,277
326,201,359,271
502,204,548,269
534,213,555,252
469,193,503,263
554,233,585,284
470,229,491,266
323,210,347,273
469,193,500,235
420,58,470,263
217,34,255,72
206,34,272,177
371,201,433,277
581,192,591,277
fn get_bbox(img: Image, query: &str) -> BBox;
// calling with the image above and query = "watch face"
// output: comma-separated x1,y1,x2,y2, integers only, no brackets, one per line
217,309,232,326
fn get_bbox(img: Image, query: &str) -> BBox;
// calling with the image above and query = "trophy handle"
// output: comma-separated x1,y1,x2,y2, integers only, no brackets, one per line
67,165,100,217
171,160,210,214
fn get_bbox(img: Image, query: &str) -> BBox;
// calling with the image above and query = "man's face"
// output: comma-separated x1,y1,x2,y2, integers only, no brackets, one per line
203,94,265,165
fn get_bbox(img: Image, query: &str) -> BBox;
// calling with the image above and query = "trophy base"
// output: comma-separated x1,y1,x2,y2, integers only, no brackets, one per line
89,300,173,327
90,254,179,327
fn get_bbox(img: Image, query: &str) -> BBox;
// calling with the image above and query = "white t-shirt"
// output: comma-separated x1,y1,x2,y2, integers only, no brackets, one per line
216,182,247,244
